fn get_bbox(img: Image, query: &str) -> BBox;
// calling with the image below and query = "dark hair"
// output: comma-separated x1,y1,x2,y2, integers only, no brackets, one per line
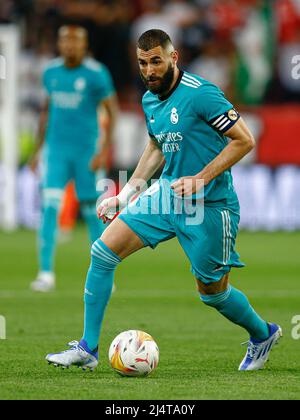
137,29,173,51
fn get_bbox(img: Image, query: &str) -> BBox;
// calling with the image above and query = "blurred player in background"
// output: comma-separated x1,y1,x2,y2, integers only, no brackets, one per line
30,25,118,292
46,30,281,372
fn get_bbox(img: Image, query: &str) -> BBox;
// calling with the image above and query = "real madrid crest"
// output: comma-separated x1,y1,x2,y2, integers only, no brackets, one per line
75,78,86,92
171,107,179,125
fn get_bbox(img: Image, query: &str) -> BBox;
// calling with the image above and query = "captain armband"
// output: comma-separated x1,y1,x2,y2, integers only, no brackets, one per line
209,109,241,134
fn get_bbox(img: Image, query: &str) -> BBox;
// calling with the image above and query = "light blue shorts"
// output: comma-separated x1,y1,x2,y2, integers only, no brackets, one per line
118,180,244,284
42,148,102,202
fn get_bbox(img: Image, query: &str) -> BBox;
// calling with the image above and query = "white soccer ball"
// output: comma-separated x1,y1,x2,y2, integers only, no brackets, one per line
109,330,159,377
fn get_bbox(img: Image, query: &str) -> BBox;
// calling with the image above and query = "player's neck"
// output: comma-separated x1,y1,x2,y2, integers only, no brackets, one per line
159,67,182,101
64,57,84,69
169,67,180,93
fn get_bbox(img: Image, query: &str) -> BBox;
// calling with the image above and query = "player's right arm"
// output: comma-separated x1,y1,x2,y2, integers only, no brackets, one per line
98,138,164,222
29,98,49,173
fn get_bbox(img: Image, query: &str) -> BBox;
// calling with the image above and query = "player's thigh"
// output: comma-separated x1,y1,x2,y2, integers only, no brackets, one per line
73,153,99,202
176,206,244,285
101,218,145,259
117,182,176,252
42,154,71,204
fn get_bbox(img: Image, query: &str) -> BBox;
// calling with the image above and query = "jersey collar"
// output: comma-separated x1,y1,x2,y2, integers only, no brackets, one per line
158,70,184,102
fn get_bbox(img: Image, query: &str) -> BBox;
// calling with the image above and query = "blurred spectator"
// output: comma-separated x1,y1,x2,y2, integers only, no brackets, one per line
188,39,234,98
163,0,198,28
0,0,299,109
163,0,212,65
234,0,275,105
130,0,181,46
276,0,300,44
207,0,248,41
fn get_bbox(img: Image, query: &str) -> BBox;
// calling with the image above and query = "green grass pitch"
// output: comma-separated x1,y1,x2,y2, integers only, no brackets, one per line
0,227,299,400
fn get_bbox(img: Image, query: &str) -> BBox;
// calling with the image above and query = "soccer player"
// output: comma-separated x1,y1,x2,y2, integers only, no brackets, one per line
46,30,282,371
30,26,118,292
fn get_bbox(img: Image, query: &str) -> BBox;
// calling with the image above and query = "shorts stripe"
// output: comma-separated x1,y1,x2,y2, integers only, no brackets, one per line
226,211,231,264
221,211,226,265
221,210,232,265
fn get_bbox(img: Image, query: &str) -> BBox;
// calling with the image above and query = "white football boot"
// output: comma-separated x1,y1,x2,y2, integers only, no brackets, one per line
239,323,283,371
46,340,98,371
30,272,56,292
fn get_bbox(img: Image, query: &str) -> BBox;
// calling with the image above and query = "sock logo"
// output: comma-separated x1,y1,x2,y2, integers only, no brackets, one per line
85,289,94,296
291,315,300,340
0,316,6,340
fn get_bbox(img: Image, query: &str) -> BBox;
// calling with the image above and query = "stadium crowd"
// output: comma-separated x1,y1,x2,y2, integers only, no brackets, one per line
1,0,300,106
1,0,300,231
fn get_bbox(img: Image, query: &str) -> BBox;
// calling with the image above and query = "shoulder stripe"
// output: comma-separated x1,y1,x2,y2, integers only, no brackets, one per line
181,81,200,89
182,76,201,88
183,73,202,86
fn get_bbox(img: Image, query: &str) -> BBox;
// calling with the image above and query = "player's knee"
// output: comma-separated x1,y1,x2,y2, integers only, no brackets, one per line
43,189,64,211
91,239,121,270
197,274,230,306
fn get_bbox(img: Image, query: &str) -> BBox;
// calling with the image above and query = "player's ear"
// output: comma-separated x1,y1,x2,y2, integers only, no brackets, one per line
171,50,179,65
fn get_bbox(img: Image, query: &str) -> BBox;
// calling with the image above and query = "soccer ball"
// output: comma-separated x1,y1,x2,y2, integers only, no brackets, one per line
109,330,159,377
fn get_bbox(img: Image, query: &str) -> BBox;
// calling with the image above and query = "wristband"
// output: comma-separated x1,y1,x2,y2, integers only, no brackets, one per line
117,183,137,208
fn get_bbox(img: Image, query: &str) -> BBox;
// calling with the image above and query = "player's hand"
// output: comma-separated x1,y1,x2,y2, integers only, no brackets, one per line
171,176,204,197
29,154,39,174
96,196,120,223
90,151,109,172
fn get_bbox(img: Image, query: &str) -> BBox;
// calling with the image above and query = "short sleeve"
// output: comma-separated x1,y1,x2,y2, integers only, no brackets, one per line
93,65,116,102
193,83,240,134
144,114,155,139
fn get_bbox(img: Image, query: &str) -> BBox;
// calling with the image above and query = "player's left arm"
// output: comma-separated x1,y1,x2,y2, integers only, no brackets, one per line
197,117,255,185
172,117,255,196
90,94,119,171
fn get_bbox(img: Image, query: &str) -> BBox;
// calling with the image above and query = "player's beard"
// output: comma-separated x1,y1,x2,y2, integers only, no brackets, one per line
141,63,175,96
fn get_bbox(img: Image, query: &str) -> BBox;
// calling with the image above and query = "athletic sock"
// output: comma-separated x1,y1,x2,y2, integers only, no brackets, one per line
200,286,269,341
81,202,106,243
82,239,121,351
38,197,61,273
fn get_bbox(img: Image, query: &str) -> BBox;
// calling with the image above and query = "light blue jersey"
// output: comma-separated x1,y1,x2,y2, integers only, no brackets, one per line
43,57,115,155
38,57,114,274
118,70,244,283
142,71,240,207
